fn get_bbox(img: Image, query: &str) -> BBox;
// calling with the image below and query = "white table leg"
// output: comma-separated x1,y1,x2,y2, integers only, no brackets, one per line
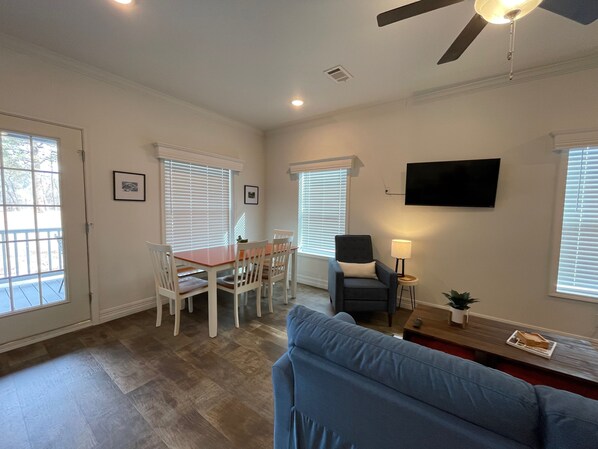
291,250,297,299
207,268,218,338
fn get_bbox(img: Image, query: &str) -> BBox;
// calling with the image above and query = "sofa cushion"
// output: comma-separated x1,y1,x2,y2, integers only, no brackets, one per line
343,278,388,301
338,261,378,279
287,305,541,448
535,385,598,449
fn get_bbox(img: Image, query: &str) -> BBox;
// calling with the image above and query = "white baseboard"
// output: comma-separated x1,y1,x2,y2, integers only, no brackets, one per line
0,320,92,354
0,297,167,353
297,274,327,290
99,296,165,324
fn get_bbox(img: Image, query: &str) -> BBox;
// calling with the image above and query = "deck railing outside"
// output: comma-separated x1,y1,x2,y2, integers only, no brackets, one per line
0,227,63,281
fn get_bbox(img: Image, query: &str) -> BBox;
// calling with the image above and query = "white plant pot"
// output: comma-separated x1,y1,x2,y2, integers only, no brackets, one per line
450,307,468,327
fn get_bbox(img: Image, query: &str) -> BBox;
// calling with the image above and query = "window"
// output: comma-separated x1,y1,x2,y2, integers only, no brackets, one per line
554,147,598,299
552,143,598,302
298,169,348,257
0,131,65,314
163,160,232,252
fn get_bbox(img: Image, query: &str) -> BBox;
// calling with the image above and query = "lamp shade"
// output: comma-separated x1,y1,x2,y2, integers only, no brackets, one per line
474,0,542,24
391,239,412,259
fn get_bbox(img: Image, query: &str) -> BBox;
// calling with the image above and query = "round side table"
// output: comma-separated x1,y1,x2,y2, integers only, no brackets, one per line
398,275,419,310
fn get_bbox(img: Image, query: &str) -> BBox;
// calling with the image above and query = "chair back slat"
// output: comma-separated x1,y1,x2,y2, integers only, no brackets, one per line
273,229,294,242
234,240,267,290
269,237,292,279
146,242,178,295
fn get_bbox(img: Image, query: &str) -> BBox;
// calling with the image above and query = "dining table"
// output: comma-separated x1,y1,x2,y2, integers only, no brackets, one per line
174,243,298,337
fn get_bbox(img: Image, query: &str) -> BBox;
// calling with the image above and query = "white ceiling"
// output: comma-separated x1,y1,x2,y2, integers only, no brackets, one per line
1,0,597,131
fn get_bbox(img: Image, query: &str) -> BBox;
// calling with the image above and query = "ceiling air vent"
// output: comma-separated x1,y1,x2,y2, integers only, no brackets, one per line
324,65,352,83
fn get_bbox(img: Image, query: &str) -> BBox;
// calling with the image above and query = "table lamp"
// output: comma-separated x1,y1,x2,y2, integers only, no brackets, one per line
391,239,412,277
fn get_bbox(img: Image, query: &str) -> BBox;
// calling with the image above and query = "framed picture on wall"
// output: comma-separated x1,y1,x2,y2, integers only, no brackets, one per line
113,171,146,201
244,185,259,205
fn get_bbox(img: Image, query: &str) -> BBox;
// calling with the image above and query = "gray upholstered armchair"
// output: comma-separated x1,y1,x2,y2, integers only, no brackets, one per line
328,235,398,326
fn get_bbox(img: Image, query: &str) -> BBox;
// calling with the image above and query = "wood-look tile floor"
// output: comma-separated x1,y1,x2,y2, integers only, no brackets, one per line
0,284,411,449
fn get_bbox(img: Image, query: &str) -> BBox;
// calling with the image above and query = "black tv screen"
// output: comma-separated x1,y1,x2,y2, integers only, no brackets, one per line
405,158,500,207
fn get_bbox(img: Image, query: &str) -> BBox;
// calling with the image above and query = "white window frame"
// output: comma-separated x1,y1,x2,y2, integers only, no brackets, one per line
291,156,354,259
155,143,243,251
549,129,598,304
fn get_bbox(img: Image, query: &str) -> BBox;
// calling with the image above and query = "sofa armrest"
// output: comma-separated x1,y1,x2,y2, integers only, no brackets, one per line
334,311,356,325
272,353,294,449
375,259,398,312
536,385,598,449
328,259,345,312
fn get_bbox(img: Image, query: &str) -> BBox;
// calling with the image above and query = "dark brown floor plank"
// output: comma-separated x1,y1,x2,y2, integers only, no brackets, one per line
0,376,32,449
127,378,235,449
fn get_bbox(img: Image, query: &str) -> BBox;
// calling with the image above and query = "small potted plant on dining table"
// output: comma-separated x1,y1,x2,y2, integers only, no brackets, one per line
442,290,479,328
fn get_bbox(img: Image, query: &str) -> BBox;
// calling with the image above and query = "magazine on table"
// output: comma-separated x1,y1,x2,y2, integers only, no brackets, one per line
506,330,557,359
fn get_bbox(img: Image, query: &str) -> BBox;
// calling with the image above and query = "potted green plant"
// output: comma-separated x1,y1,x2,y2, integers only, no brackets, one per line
442,290,479,328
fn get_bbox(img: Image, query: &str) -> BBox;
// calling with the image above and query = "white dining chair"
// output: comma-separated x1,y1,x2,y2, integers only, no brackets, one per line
217,240,267,328
271,229,294,289
273,229,294,240
262,237,292,312
146,242,208,336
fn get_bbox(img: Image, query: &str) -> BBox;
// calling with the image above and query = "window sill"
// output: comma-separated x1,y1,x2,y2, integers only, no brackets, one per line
298,251,333,261
548,291,598,304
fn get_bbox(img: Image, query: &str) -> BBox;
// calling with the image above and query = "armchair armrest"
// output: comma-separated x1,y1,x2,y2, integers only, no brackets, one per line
328,259,345,312
375,260,398,312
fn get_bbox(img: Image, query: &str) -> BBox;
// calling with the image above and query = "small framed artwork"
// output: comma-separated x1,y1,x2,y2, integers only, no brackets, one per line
244,185,259,205
113,171,146,201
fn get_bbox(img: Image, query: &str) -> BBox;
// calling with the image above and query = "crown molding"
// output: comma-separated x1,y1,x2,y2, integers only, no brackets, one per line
267,51,598,136
0,33,263,137
412,51,598,104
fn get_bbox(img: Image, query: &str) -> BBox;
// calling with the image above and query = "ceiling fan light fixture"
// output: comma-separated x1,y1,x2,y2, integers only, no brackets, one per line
474,0,542,24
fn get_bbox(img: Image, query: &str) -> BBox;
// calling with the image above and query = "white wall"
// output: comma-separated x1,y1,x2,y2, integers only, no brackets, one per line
265,68,598,338
0,43,265,319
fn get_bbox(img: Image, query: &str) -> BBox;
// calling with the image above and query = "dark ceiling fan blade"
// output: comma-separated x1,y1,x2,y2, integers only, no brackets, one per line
437,13,487,65
377,0,464,27
539,0,598,25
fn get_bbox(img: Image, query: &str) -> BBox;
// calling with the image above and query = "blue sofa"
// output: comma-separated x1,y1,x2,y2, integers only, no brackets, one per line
272,305,598,449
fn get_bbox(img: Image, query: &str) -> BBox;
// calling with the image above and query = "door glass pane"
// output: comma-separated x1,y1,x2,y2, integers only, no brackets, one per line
35,172,61,206
33,137,59,172
40,271,65,303
6,207,35,241
36,207,62,233
2,133,31,170
0,131,64,315
4,169,33,205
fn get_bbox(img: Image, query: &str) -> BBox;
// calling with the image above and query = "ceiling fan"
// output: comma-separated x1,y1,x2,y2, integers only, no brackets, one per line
377,0,598,65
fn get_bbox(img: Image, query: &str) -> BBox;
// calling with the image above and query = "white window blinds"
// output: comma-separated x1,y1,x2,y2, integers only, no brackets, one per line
163,160,232,252
298,169,348,257
556,147,598,300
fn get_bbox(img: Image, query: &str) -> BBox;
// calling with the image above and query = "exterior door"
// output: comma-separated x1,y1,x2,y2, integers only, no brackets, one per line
0,113,90,346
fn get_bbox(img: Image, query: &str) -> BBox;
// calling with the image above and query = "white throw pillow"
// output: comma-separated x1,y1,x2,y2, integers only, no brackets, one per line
337,261,378,279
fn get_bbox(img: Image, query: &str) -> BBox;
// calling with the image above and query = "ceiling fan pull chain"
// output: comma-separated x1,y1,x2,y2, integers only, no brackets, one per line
507,19,516,80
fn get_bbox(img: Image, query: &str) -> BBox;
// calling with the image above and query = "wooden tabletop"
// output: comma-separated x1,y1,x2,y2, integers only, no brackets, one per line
404,304,598,385
175,243,298,268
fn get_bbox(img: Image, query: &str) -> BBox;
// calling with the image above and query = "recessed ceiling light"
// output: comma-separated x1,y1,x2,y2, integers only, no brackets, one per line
291,99,304,107
113,0,133,5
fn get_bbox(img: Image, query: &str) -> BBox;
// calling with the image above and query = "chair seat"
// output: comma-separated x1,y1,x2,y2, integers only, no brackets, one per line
179,276,208,294
217,275,237,288
177,266,205,277
343,278,388,301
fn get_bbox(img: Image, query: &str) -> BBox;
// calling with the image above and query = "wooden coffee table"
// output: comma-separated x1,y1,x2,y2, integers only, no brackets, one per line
403,305,598,398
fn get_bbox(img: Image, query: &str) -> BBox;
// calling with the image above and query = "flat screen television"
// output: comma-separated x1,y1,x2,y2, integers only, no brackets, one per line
405,158,500,207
